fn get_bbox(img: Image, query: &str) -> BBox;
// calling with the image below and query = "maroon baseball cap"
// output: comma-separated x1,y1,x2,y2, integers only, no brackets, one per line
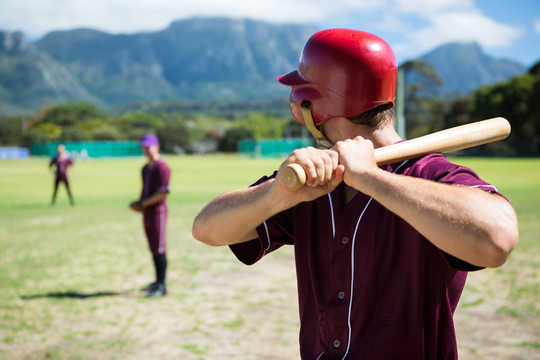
140,133,159,147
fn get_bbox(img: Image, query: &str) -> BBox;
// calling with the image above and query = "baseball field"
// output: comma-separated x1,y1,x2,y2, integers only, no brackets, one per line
0,155,539,359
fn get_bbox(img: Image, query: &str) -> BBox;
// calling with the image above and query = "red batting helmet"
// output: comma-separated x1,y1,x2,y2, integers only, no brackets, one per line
278,28,397,127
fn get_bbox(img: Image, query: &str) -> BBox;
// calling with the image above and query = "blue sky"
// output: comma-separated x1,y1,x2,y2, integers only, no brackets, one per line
1,0,539,67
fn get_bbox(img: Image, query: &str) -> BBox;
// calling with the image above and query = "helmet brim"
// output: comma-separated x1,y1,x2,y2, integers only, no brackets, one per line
277,69,312,86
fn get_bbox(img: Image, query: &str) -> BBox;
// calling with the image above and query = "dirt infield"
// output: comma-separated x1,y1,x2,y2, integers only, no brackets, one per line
8,245,539,360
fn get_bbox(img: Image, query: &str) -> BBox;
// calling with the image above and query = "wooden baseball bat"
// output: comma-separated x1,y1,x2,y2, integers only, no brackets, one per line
282,117,511,190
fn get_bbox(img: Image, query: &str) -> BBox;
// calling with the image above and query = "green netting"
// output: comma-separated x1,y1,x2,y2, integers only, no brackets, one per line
239,138,314,158
30,141,142,158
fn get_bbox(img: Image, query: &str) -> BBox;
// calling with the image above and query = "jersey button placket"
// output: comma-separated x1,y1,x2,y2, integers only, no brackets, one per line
341,236,349,245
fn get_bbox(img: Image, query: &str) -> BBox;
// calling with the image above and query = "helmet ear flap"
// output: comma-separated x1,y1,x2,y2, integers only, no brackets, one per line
289,87,323,125
300,104,328,144
289,90,330,145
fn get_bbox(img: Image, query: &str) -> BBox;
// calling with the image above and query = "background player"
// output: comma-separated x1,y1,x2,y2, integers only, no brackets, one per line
192,29,519,358
130,134,171,298
49,144,74,207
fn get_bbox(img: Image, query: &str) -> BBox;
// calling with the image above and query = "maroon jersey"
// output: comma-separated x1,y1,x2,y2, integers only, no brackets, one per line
230,154,502,359
141,160,170,255
49,156,73,178
141,160,170,210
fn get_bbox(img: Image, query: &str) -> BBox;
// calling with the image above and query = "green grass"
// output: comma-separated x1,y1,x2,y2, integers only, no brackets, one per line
0,155,538,359
451,157,540,318
0,154,286,359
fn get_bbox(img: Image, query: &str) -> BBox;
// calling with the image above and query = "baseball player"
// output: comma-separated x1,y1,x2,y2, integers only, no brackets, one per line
130,134,170,298
192,29,519,359
49,144,74,206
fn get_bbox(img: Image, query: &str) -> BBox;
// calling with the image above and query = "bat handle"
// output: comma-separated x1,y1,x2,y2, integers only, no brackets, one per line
282,163,306,190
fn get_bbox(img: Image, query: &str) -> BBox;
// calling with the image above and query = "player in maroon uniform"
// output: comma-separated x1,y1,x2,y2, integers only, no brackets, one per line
192,29,519,359
130,134,171,298
49,144,74,206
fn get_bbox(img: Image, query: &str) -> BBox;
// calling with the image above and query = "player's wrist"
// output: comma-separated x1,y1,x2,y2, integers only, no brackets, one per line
352,167,390,197
267,178,303,210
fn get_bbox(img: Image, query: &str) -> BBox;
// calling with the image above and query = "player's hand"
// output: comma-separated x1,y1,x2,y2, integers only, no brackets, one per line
333,136,380,192
129,201,143,212
276,146,344,201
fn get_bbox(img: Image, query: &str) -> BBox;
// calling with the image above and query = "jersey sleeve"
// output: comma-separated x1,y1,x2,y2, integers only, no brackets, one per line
402,154,502,271
156,162,171,193
229,172,294,265
404,154,499,192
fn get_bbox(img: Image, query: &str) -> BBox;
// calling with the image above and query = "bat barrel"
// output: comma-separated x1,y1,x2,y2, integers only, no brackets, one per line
374,117,510,165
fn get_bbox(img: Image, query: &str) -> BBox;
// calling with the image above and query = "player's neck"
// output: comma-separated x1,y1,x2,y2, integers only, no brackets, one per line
320,117,402,147
148,154,161,165
364,125,402,149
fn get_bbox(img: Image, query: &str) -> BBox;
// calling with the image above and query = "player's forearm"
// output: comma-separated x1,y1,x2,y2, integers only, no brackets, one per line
192,179,294,246
140,192,167,209
359,170,519,268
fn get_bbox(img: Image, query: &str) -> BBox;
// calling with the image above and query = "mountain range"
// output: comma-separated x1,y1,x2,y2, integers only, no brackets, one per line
419,42,526,95
0,17,528,116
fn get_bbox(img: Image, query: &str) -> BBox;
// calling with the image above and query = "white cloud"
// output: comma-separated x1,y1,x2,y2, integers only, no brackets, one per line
535,18,540,33
378,0,525,60
371,12,413,34
394,0,475,16
409,10,524,52
314,0,525,62
0,0,529,64
0,0,384,37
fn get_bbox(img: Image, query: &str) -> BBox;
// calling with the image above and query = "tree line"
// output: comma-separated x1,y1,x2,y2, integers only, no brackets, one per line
402,59,540,156
0,101,296,154
1,59,539,156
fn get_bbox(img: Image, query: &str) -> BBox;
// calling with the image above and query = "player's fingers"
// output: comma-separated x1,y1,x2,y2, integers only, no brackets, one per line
334,164,345,183
288,147,317,180
326,164,345,190
286,147,338,187
308,156,326,187
320,149,338,184
304,149,335,187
